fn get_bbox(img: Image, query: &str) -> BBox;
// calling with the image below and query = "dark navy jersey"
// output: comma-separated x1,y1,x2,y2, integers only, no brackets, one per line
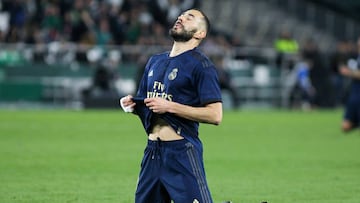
348,55,360,102
134,47,222,149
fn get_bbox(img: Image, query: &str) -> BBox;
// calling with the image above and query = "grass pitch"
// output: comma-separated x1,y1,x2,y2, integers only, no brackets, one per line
0,109,359,203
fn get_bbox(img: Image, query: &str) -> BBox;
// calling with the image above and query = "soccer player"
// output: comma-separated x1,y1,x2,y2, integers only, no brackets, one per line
339,36,360,132
119,9,222,203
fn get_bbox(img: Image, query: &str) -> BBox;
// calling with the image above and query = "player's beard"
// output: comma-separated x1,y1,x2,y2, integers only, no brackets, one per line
169,27,197,42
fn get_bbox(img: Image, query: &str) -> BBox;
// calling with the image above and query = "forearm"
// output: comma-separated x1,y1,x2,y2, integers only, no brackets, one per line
144,98,223,125
340,65,360,80
348,70,360,80
168,102,223,125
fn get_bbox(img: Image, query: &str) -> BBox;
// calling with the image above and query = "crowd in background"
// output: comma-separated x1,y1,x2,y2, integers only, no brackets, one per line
0,0,235,65
0,0,202,46
0,0,359,110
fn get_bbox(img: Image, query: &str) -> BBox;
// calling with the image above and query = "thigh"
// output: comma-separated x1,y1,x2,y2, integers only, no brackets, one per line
162,141,213,203
135,145,171,203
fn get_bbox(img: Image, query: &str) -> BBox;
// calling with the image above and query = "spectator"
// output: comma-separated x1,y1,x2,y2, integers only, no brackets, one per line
67,0,89,43
108,5,128,44
289,55,315,110
125,7,142,44
274,29,299,70
41,3,62,42
7,0,27,29
82,62,119,99
96,18,114,45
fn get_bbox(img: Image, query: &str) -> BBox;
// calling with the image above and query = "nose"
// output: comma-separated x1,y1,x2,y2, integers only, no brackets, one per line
177,14,185,21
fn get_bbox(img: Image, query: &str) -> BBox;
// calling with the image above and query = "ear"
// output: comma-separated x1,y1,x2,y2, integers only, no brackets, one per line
194,30,206,40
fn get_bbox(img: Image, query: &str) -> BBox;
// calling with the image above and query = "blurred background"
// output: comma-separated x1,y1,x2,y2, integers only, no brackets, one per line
0,0,359,110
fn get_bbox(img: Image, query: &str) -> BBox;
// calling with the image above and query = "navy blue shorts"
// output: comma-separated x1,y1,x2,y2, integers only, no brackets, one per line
344,98,360,128
135,139,213,203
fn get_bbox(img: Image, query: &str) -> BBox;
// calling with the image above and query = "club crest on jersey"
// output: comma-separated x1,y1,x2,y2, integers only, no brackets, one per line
168,68,178,80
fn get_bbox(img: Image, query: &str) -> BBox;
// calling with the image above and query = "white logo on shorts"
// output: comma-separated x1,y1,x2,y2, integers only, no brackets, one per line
193,199,199,203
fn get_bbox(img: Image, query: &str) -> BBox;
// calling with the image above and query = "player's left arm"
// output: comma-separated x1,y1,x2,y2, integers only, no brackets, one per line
144,97,222,125
339,65,360,79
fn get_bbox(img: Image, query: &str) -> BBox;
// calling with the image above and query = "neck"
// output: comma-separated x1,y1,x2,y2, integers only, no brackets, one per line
169,39,200,57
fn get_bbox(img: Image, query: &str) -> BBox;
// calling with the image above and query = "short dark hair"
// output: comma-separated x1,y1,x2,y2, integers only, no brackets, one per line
194,9,211,34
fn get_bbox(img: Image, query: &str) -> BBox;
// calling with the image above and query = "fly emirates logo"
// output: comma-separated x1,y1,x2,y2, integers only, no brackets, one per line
147,81,173,101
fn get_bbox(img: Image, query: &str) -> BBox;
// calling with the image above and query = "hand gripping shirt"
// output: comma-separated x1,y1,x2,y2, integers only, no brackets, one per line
134,47,222,150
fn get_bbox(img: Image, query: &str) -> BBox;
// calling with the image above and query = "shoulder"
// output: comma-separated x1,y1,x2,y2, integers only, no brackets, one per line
189,48,214,68
146,51,169,67
150,51,169,60
147,51,169,63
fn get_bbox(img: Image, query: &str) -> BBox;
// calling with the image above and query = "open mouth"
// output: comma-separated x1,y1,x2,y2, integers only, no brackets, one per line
174,21,183,29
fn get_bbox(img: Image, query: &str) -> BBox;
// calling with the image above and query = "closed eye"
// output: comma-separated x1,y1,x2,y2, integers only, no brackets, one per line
180,12,195,21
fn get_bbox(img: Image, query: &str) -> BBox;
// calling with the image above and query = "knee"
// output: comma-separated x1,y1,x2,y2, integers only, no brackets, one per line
341,121,353,133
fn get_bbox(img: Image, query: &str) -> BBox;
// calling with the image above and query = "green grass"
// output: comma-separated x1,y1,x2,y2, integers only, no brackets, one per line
0,109,359,203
